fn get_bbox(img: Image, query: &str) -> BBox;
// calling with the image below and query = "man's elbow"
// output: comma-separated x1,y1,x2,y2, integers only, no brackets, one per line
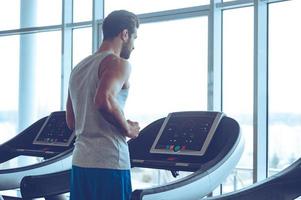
67,121,75,130
94,94,112,113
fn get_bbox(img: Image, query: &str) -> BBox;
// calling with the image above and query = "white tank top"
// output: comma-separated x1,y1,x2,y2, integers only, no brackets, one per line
69,51,130,169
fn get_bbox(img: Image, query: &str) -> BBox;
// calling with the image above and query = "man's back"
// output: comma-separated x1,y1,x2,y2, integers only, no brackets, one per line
69,51,131,170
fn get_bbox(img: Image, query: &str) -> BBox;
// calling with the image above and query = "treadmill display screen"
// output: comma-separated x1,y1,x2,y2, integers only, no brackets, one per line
150,112,223,156
33,112,75,147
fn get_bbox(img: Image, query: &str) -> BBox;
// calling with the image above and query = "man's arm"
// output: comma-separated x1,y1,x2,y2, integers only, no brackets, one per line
94,55,139,138
66,91,75,130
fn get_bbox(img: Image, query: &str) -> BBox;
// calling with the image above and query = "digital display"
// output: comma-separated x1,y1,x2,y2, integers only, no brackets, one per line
150,112,223,156
33,112,75,147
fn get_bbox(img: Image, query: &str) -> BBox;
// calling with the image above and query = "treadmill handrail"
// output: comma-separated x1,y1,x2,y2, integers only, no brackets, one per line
0,148,73,174
20,170,71,199
205,157,301,199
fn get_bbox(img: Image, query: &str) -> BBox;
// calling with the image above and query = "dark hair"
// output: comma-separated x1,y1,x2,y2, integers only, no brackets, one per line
102,10,139,41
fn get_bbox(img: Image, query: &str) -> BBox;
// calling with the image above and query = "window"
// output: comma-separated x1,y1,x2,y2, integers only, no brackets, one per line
72,27,93,67
222,6,254,192
0,0,20,30
0,35,19,144
105,0,209,15
36,0,61,26
34,31,62,119
73,0,93,22
125,16,208,188
16,0,61,29
18,31,62,127
125,17,208,128
268,0,301,175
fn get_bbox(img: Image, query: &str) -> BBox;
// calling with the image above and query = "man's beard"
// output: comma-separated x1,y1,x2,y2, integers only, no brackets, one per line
120,42,131,59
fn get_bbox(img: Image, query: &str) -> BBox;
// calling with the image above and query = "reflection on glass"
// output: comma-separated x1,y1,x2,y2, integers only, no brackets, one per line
72,27,92,67
73,0,92,22
268,0,301,176
0,35,19,143
105,0,209,15
0,0,20,30
222,7,254,193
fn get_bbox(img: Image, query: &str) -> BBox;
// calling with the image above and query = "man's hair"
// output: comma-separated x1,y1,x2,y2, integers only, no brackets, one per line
102,10,139,41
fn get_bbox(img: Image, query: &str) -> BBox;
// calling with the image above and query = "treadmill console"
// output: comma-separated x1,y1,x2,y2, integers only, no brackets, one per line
150,112,223,156
33,112,75,147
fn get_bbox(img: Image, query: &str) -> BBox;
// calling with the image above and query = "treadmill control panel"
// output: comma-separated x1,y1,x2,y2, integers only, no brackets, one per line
33,112,75,147
150,112,223,156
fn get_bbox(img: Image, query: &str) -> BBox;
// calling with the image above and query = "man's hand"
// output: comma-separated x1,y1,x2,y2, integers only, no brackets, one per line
125,120,140,138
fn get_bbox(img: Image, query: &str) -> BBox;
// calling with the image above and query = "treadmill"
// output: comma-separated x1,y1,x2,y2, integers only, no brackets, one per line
204,157,301,200
129,111,244,200
0,111,244,200
0,111,74,200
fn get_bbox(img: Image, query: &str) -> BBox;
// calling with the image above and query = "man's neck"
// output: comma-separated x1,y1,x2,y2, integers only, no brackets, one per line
98,40,121,56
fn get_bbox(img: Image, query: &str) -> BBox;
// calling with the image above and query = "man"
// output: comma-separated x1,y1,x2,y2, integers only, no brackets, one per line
66,10,140,200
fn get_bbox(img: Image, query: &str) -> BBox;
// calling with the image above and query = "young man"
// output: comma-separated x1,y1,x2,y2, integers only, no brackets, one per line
66,10,140,200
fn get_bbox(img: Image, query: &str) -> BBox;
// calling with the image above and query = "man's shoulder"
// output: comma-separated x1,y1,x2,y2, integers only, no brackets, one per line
101,54,131,69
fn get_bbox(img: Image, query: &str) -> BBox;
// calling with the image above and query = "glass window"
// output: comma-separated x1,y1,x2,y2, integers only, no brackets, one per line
0,0,20,30
125,17,208,128
0,27,57,171
268,0,301,176
34,31,62,119
0,35,19,144
222,7,254,192
18,31,62,128
105,0,209,15
222,0,238,2
17,0,61,28
72,27,92,67
73,0,92,22
36,0,61,26
124,17,208,188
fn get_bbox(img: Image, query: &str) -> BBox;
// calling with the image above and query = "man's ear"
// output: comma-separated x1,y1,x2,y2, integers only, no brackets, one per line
121,29,129,42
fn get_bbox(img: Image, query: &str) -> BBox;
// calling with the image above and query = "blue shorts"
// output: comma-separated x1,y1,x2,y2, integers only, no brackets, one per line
70,165,132,200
